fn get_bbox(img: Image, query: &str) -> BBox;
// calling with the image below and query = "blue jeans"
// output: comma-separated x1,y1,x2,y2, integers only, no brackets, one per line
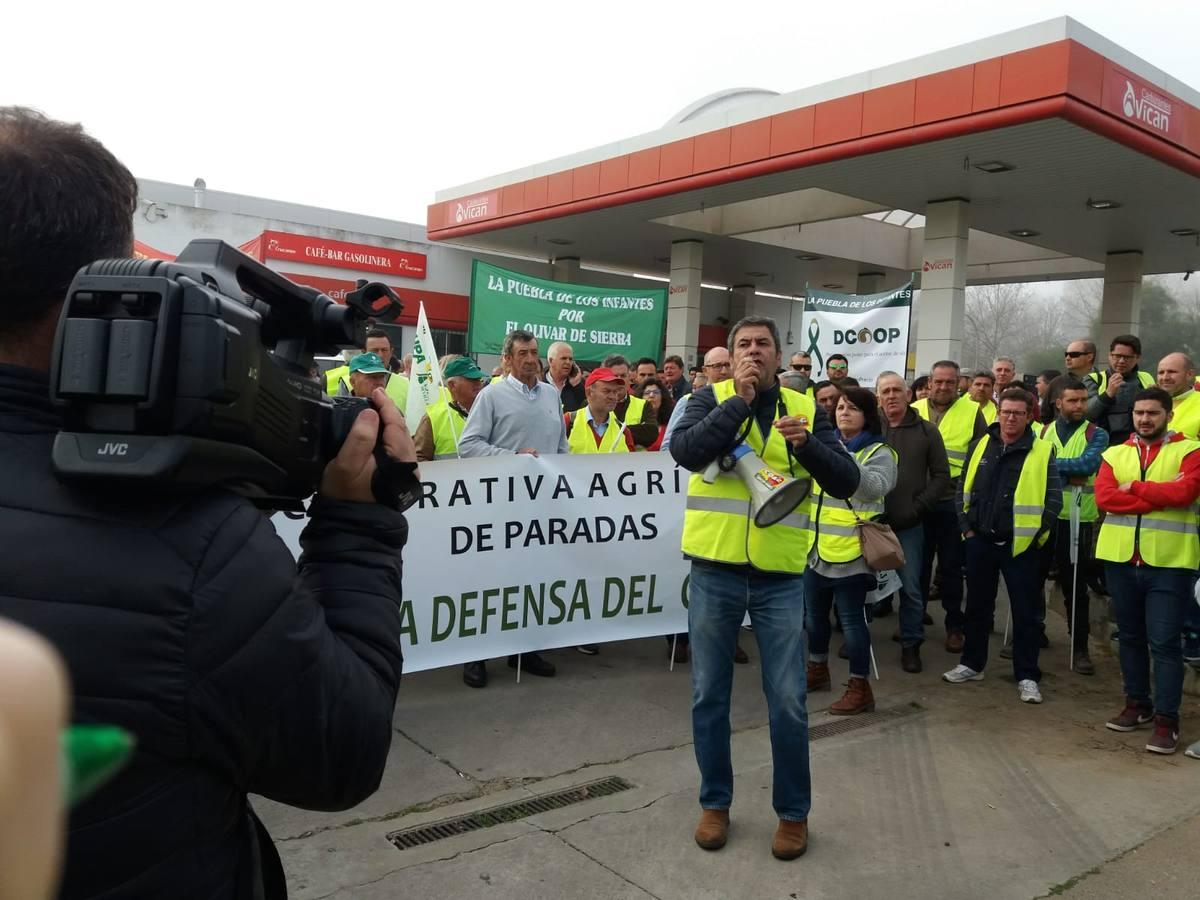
688,561,810,821
1106,563,1194,719
804,569,874,678
922,500,965,632
963,538,1042,682
895,524,926,647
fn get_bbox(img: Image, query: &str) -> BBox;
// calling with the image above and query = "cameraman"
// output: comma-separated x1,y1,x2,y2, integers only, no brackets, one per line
0,107,413,898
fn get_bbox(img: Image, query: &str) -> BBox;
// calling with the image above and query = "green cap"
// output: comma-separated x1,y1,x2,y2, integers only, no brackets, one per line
349,352,389,375
443,357,486,380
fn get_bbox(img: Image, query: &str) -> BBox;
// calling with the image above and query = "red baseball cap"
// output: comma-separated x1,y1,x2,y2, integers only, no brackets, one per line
585,367,623,388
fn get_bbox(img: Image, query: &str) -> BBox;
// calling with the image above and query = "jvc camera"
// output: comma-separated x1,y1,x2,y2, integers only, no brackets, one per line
49,240,402,510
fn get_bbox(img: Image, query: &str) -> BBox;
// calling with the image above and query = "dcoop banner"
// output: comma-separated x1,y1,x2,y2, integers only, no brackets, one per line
803,282,913,386
468,260,667,362
272,454,902,672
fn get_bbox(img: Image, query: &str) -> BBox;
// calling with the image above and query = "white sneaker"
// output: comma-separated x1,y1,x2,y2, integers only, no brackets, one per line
1018,679,1043,704
1186,740,1200,760
942,664,984,684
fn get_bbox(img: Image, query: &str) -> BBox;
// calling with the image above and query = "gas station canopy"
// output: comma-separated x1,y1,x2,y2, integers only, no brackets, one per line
427,18,1200,370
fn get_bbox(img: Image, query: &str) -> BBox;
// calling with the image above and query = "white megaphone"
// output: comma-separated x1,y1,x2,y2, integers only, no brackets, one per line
703,443,811,528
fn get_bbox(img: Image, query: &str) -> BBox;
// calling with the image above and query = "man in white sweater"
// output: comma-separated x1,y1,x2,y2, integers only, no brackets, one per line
459,329,569,458
456,329,567,688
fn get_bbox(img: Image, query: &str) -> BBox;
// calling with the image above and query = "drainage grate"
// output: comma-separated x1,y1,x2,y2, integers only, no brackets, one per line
810,704,919,741
387,776,635,850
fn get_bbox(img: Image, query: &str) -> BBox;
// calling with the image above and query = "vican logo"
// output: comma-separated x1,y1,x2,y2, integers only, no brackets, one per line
97,442,129,457
454,195,493,224
922,258,952,272
1122,80,1171,133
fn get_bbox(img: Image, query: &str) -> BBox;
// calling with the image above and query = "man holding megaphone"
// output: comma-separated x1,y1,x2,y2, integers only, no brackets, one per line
670,316,860,862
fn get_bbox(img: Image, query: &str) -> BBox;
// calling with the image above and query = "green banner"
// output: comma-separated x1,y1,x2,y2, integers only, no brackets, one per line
468,260,667,361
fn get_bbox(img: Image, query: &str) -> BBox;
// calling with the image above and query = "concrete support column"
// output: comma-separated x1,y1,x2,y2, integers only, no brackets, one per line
550,256,580,283
1099,251,1143,350
856,272,884,295
729,284,755,325
667,240,703,367
916,199,969,373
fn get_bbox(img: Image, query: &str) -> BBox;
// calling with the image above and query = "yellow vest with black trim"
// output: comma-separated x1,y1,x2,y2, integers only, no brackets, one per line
1039,420,1099,522
567,409,629,454
1096,439,1200,569
426,400,466,459
620,394,647,425
324,365,349,397
681,380,815,573
914,396,980,478
1169,389,1200,441
1087,369,1155,395
978,400,997,426
812,442,898,563
961,434,1053,556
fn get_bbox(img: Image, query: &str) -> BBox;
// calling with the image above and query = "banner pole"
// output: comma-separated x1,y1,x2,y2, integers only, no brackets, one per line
516,653,522,685
1069,487,1082,672
669,634,678,673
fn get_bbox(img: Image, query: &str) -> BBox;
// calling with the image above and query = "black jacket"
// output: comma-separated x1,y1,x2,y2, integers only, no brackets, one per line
955,423,1062,543
0,365,407,900
670,381,860,499
881,407,953,530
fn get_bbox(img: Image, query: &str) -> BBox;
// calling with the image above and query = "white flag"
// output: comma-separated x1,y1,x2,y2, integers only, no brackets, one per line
405,302,445,431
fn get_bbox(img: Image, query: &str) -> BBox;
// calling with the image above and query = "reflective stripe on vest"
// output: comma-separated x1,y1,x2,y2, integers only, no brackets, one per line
914,396,980,477
426,400,466,459
1039,420,1099,522
812,442,897,563
567,409,630,454
1096,439,1200,569
1170,389,1200,441
681,381,815,573
962,435,1053,556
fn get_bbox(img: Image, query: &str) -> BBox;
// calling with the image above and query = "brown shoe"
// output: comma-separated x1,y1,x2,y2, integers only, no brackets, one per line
772,818,808,860
806,661,831,692
829,676,875,716
944,630,965,654
694,808,730,850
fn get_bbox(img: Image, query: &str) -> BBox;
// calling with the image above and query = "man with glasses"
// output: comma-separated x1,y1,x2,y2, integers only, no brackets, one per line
914,361,988,653
663,347,731,452
788,352,815,395
1064,340,1098,380
1085,335,1156,446
826,354,849,385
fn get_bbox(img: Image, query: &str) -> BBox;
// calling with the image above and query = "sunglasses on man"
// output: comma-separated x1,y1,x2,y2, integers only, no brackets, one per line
790,364,812,372
1064,350,1091,359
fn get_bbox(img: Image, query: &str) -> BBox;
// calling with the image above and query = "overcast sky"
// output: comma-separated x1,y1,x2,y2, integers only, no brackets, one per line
5,1,1198,225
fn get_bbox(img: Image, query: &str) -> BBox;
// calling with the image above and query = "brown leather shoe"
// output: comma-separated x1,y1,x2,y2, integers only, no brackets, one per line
772,818,808,860
806,661,830,692
944,630,965,654
829,676,875,715
694,809,729,850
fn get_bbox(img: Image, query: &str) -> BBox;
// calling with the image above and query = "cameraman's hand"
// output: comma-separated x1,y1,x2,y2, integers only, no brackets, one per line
321,389,417,503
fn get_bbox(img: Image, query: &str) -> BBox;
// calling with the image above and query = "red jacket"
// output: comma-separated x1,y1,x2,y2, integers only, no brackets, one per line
1095,431,1200,515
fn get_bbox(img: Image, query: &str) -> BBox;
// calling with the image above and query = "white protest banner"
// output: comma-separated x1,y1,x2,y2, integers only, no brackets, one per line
802,282,913,386
274,454,693,672
405,302,444,431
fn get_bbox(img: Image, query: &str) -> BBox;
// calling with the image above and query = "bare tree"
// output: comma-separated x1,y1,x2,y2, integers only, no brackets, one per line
962,283,1037,372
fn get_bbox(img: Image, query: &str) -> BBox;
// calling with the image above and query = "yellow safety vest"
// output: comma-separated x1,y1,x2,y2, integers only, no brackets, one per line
567,409,630,454
962,434,1053,556
1087,369,1155,394
385,373,410,414
812,442,897,563
914,396,980,478
621,394,647,425
681,380,815,573
1039,420,1099,522
324,365,349,397
425,401,466,459
1096,439,1200,569
1170,389,1200,441
979,400,997,426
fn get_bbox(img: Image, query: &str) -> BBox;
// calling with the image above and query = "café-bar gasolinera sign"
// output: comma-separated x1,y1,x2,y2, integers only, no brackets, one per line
261,230,427,279
468,260,667,361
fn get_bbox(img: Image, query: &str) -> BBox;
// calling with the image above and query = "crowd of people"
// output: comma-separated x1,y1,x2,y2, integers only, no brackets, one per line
328,326,1200,767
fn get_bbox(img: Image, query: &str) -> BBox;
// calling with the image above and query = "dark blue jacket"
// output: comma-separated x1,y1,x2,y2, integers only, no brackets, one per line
0,364,406,899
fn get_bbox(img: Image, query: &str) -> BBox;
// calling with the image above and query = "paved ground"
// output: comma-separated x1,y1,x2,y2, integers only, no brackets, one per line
254,598,1200,900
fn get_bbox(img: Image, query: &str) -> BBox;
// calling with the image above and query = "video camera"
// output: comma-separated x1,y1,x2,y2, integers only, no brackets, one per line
48,240,403,511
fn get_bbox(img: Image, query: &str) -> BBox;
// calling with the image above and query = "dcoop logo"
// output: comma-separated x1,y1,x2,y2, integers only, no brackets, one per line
832,327,903,346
